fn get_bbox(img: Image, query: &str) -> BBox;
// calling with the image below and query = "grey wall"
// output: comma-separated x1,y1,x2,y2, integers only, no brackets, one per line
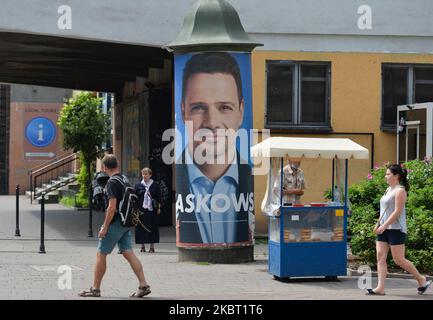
1,0,433,53
235,0,433,37
10,85,72,103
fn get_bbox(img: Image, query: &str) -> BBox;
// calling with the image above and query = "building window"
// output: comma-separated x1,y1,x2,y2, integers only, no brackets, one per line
414,66,433,103
382,64,433,130
266,61,331,130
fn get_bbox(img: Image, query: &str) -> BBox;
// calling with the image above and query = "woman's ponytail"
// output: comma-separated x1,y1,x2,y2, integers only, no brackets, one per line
400,168,410,192
388,164,410,192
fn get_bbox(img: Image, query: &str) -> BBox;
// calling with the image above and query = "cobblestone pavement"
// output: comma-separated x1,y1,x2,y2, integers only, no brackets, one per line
0,196,431,300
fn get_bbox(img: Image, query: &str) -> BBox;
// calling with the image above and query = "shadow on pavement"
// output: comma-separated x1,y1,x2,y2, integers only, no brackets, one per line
26,205,176,243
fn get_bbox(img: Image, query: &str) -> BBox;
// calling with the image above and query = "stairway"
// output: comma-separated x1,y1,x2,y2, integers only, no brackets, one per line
26,173,78,204
27,148,111,205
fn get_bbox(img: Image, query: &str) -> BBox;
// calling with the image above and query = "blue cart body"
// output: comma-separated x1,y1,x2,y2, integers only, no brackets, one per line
268,206,348,278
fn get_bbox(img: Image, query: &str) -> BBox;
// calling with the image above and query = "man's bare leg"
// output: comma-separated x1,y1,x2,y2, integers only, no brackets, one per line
93,252,107,290
122,250,149,287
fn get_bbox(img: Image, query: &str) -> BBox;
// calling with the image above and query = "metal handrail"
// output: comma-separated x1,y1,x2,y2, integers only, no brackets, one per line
30,152,79,176
29,147,112,203
27,151,75,175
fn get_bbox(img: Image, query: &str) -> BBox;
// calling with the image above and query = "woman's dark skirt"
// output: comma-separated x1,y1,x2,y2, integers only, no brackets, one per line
135,209,159,244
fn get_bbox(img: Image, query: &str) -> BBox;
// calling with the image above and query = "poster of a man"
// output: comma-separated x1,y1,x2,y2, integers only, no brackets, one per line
175,52,254,245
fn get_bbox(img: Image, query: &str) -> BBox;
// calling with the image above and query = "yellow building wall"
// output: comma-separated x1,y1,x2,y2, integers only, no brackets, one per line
251,51,433,234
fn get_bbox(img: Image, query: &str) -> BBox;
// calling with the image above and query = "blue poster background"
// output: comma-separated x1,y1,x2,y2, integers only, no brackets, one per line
174,52,253,164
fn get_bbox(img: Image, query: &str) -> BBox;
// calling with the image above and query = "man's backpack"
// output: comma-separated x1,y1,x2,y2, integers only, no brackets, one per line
110,176,147,230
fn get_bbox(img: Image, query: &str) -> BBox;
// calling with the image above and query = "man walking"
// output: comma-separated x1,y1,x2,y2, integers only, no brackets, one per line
79,154,151,298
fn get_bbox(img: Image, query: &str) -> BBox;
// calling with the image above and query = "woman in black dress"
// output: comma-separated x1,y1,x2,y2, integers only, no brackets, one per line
134,167,161,253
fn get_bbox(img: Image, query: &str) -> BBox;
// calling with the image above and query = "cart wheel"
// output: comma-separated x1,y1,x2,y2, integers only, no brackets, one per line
325,276,338,281
273,275,291,282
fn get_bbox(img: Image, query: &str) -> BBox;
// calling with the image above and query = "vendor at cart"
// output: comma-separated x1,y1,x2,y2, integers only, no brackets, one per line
274,158,306,205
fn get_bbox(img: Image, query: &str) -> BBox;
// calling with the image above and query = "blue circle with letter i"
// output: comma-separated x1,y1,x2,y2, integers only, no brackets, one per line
25,117,56,147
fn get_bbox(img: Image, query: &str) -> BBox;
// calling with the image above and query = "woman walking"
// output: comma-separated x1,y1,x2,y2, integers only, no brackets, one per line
366,164,431,295
134,168,161,253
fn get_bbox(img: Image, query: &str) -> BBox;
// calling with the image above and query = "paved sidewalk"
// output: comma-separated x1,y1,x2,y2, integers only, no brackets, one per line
0,196,432,300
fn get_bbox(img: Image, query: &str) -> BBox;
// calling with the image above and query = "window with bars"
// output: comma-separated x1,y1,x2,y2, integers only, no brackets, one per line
382,64,433,130
266,61,331,130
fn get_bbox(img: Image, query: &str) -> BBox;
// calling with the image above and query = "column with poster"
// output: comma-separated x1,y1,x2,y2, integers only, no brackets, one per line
167,0,262,263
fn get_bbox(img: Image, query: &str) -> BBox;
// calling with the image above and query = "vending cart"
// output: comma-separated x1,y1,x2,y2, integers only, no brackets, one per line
251,137,369,280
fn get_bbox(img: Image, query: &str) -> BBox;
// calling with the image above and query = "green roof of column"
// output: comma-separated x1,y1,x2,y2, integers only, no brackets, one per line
165,0,263,53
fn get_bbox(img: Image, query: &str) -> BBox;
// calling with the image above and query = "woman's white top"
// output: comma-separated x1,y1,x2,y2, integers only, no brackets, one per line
141,179,154,211
379,185,407,234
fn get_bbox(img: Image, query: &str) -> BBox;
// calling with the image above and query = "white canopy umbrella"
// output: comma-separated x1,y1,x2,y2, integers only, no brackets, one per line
252,137,369,217
251,137,369,160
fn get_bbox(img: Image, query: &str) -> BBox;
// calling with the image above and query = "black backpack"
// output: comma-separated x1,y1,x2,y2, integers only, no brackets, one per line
109,176,143,229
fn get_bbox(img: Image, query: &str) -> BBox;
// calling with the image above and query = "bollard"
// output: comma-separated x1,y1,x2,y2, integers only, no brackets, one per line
15,184,21,237
39,192,46,254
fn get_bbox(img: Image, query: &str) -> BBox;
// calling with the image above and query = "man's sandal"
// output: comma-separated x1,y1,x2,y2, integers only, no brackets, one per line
130,285,151,298
78,287,101,297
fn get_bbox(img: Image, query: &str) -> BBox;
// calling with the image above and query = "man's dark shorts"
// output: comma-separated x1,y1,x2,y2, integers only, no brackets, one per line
377,229,406,245
97,219,132,254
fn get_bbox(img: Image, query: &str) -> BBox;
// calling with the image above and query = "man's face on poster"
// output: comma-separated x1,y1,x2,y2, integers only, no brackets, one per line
182,72,244,163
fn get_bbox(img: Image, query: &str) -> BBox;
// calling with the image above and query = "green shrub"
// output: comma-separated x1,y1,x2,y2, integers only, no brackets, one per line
59,195,88,208
348,158,433,273
347,205,377,265
76,154,90,208
349,165,388,210
59,196,76,208
76,196,88,208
